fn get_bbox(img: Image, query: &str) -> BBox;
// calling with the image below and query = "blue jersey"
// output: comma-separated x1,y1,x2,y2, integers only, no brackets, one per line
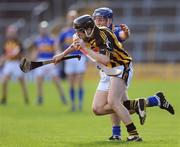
112,25,125,43
58,27,82,55
34,35,55,59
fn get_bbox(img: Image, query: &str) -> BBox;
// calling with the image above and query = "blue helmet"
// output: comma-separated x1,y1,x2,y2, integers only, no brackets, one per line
92,7,113,19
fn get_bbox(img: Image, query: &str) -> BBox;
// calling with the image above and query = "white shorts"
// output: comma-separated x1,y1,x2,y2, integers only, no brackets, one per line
34,58,59,78
2,60,24,78
97,63,133,91
65,55,87,74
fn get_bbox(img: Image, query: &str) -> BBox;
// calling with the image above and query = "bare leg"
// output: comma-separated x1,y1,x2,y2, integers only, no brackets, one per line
18,76,29,104
76,73,84,111
52,75,67,104
36,76,44,105
1,74,10,104
92,79,130,119
111,91,129,126
109,91,129,139
92,90,113,115
107,78,132,125
93,77,140,138
108,77,140,139
67,73,76,111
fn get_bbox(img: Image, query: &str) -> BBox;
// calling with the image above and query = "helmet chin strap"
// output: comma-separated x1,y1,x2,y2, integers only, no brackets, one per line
85,25,95,38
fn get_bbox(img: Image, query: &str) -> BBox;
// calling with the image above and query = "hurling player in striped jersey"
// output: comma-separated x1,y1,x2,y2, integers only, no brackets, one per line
0,25,29,104
92,7,175,141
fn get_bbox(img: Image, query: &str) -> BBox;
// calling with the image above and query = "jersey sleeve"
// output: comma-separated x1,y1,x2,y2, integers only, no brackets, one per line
114,26,125,43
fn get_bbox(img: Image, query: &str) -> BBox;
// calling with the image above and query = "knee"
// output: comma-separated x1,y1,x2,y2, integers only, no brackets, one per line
92,105,102,115
108,99,121,111
108,99,115,107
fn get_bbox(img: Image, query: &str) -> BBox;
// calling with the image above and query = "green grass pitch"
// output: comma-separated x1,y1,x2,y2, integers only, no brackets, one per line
0,78,179,147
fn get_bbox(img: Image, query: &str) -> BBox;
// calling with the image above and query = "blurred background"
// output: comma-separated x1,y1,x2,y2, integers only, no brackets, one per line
0,1,179,146
0,0,180,80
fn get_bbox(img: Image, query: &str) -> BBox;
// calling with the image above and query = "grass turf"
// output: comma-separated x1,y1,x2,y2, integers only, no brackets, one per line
0,78,179,147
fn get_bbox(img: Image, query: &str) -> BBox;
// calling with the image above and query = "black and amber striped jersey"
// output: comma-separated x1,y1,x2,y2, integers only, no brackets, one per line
87,26,132,68
3,39,23,60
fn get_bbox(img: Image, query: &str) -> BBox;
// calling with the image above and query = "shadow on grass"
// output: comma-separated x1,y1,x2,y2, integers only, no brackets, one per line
68,140,147,147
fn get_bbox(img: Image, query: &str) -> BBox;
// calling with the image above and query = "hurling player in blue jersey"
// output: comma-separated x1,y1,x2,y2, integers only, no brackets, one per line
32,21,67,105
92,7,175,141
57,10,87,111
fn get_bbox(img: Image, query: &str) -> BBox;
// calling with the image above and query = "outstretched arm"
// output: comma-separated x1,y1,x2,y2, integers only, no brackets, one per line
79,45,110,66
53,43,76,64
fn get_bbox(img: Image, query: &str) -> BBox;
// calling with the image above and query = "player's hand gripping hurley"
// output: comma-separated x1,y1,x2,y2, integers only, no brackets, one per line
20,55,81,73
